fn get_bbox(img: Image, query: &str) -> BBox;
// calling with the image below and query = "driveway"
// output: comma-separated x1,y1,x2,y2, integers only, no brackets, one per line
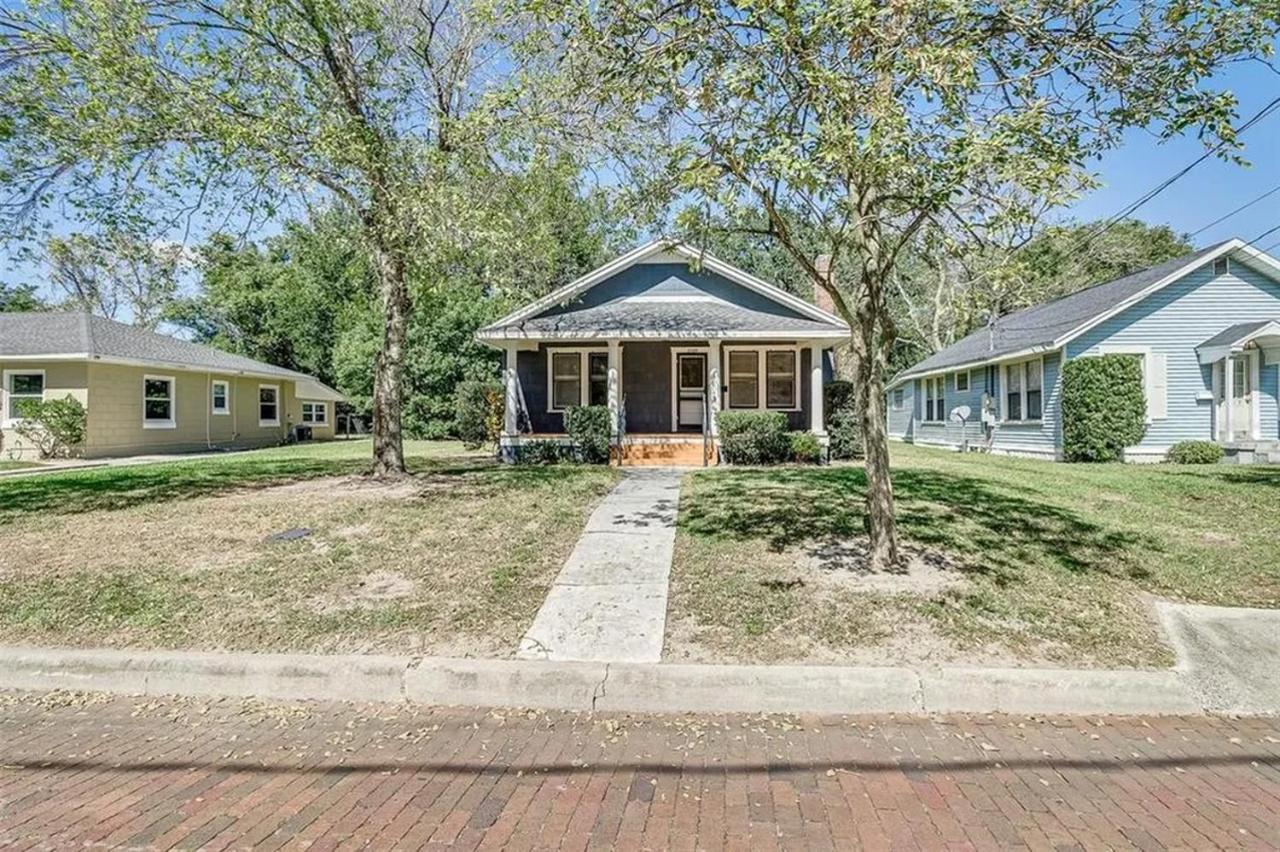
1159,602,1280,715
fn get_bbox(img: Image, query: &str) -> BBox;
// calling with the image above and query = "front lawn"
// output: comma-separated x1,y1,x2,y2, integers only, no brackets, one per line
0,440,618,655
668,444,1280,668
0,461,40,472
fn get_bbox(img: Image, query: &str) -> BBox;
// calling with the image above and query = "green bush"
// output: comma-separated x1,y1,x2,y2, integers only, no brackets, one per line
453,378,504,450
789,431,823,464
1167,440,1224,465
564,405,611,464
514,439,565,465
716,411,791,465
13,395,87,459
825,379,862,459
1061,355,1147,462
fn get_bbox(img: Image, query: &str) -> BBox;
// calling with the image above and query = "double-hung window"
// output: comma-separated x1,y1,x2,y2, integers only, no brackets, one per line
259,385,280,426
727,351,759,409
727,348,798,410
548,350,608,412
301,401,327,425
955,370,970,392
923,376,945,422
892,388,905,411
4,370,44,423
211,380,230,415
1003,358,1043,422
143,376,176,429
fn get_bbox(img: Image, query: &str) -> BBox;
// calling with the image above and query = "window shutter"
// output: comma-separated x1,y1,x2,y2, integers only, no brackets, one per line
1149,353,1168,420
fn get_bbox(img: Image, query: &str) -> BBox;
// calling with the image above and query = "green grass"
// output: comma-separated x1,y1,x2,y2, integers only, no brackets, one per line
670,444,1280,668
0,439,620,655
0,461,40,472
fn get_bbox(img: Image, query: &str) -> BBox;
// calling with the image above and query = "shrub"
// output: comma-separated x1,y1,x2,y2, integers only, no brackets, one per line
564,405,612,464
716,411,791,465
515,439,565,465
453,379,504,450
1167,440,1224,465
825,379,862,459
789,431,823,464
13,396,87,459
1061,355,1147,462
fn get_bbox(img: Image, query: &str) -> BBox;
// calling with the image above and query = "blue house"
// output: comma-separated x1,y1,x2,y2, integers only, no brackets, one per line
886,238,1280,462
477,240,848,464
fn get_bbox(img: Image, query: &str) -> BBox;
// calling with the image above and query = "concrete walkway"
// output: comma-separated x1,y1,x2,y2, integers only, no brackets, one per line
1158,602,1280,715
517,469,682,663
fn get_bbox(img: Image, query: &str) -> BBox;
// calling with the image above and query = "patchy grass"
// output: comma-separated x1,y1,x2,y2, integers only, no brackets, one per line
0,440,619,655
0,461,40,472
668,444,1280,668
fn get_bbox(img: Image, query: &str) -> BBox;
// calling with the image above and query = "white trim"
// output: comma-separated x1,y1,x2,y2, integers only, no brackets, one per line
257,383,281,427
2,368,46,428
477,238,849,337
300,400,328,426
478,327,848,343
999,356,1044,424
670,347,709,431
142,374,177,430
723,345,801,413
210,379,231,416
954,369,971,393
545,347,608,413
921,375,946,423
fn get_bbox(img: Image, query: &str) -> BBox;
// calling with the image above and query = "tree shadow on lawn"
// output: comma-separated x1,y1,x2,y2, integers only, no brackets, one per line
679,467,1154,582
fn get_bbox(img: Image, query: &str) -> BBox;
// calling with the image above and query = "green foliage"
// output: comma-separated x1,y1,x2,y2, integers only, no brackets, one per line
789,431,822,464
716,411,791,465
824,380,863,460
564,405,612,464
0,282,44,312
13,396,87,459
515,440,566,466
454,379,504,451
1167,441,1224,465
1061,356,1147,463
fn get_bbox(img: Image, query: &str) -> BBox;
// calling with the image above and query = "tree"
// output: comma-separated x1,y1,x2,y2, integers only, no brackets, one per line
0,282,44,312
558,0,1277,568
0,0,564,477
45,231,183,328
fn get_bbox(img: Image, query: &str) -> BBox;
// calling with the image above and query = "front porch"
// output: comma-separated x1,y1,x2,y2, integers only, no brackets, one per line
1199,320,1280,448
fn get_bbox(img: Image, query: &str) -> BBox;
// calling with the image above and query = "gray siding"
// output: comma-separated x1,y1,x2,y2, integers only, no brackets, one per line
622,341,677,432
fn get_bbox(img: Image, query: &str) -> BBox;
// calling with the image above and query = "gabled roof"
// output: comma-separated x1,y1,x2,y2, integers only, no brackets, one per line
477,239,849,341
1197,320,1280,350
890,238,1280,386
0,311,344,400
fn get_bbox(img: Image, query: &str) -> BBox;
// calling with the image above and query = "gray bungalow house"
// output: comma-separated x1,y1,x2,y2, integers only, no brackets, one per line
886,238,1280,462
476,240,849,464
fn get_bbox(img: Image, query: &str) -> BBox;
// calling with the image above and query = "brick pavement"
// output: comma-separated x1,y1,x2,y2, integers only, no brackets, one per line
1,690,1278,850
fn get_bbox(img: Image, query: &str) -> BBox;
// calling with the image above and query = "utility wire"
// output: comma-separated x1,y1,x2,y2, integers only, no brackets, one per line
1188,182,1280,238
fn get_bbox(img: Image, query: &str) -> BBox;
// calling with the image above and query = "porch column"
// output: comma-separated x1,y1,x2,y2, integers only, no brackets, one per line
607,339,621,437
1224,353,1235,441
707,339,722,437
503,343,520,436
809,343,826,436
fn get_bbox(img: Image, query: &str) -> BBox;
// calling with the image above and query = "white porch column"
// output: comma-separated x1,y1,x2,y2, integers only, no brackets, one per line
707,339,722,437
503,343,520,437
809,343,826,435
607,339,621,437
1223,353,1235,441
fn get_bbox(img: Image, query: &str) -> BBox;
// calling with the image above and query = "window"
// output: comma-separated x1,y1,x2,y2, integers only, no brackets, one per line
1003,358,1043,422
765,350,796,408
955,370,970,392
143,376,175,428
924,376,945,422
211,380,229,415
301,401,327,425
259,385,280,426
1214,256,1229,276
588,352,608,407
4,370,44,422
727,351,759,409
892,388,905,411
547,349,608,411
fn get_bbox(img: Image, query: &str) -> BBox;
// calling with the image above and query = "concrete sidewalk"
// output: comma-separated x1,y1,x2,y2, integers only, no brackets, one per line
517,469,681,663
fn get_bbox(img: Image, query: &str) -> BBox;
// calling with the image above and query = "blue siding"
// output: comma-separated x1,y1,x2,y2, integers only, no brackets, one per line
991,352,1062,457
887,381,915,438
1067,261,1280,449
907,367,989,448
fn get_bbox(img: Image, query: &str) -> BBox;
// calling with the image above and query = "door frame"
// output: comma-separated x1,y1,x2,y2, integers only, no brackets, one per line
1215,350,1261,441
670,347,709,432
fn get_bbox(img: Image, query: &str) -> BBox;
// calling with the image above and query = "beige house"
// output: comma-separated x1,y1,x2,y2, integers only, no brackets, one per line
1,312,343,460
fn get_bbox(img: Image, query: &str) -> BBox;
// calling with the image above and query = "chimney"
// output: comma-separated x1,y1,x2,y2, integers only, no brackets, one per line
813,255,837,315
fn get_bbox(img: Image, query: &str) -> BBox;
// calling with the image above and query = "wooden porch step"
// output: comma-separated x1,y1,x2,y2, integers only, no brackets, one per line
613,440,716,467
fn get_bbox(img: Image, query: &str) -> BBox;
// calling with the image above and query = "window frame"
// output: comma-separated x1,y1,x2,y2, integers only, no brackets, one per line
723,346,801,412
955,370,970,393
892,388,905,411
545,348,609,413
258,383,281,428
1000,357,1044,424
142,374,177,430
2,368,45,427
210,379,230,416
301,401,328,426
922,376,946,423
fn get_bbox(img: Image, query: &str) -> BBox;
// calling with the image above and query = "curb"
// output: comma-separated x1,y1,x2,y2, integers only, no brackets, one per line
0,646,1216,716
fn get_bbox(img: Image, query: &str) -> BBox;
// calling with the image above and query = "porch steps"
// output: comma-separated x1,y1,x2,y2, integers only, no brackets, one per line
613,440,715,467
1222,441,1280,465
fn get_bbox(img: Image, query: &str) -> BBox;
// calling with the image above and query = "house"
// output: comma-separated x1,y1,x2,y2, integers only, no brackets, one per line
0,311,344,460
476,240,849,464
886,238,1280,463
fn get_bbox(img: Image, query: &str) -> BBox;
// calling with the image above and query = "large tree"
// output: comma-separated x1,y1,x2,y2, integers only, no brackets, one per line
0,0,563,476
558,0,1277,568
45,230,183,329
0,282,44,312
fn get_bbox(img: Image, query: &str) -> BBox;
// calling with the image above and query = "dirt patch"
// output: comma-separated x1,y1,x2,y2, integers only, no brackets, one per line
793,538,967,595
353,571,416,603
265,475,424,501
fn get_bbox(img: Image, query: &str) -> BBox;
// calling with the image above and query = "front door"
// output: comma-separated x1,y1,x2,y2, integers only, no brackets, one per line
676,353,706,430
1217,353,1256,440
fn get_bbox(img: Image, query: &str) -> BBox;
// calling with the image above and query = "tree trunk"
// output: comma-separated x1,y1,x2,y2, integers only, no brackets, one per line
856,316,899,569
370,238,409,478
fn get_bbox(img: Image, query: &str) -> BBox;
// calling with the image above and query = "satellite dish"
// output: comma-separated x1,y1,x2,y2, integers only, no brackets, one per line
950,405,971,423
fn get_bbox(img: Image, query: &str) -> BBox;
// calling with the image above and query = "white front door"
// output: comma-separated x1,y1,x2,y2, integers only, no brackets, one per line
676,354,706,429
1217,353,1256,441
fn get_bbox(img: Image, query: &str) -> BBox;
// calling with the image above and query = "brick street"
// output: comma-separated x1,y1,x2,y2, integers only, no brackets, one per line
1,691,1279,850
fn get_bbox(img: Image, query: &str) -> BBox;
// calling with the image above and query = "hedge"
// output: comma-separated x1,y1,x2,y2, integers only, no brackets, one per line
825,379,862,459
564,405,611,464
1167,440,1224,465
1060,354,1147,462
716,411,791,464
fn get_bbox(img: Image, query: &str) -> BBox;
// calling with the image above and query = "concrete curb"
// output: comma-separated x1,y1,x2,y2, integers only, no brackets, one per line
0,646,1219,716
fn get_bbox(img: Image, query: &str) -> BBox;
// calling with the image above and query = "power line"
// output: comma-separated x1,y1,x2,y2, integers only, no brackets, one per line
1188,182,1280,238
1248,222,1280,247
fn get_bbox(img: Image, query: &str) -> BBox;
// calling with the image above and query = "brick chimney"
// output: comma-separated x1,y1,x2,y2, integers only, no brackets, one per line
813,254,837,315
